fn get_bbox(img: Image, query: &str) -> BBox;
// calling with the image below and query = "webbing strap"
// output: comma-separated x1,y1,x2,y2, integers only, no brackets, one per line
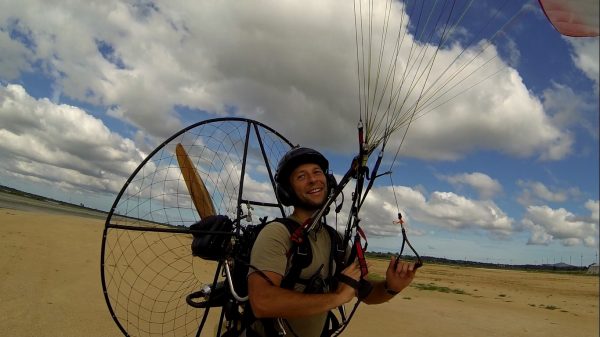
277,217,346,285
272,218,310,290
337,274,372,301
353,227,368,277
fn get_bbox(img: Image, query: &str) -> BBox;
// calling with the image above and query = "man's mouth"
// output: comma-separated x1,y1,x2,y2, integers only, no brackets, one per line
307,187,323,195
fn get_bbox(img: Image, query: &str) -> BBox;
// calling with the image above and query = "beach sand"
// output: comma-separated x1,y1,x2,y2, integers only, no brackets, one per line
1,208,598,337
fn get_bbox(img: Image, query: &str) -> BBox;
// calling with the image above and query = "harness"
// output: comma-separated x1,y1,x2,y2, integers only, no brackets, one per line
249,217,347,337
187,215,351,337
279,218,346,290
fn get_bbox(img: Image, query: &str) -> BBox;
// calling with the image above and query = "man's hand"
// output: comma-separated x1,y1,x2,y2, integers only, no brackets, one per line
385,256,417,294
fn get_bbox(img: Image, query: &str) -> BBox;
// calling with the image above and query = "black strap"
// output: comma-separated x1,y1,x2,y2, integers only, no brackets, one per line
336,274,360,290
321,310,341,337
335,274,372,301
321,225,347,296
273,218,313,289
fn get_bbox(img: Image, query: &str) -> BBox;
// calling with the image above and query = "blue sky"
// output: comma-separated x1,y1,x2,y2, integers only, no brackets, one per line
0,0,598,266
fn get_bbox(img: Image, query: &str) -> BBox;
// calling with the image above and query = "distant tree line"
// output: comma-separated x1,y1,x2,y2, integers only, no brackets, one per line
0,184,105,213
365,251,589,273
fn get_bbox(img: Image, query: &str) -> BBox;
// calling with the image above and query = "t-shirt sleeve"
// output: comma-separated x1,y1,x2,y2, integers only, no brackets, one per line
249,222,292,277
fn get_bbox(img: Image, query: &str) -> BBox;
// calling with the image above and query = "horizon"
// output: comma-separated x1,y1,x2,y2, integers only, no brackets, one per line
1,184,597,268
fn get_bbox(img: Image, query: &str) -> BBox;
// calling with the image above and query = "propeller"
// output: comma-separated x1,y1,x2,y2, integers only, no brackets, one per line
175,143,216,219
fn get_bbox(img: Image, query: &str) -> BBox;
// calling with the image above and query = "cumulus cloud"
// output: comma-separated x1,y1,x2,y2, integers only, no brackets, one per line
440,172,502,199
522,203,598,247
0,0,574,160
0,84,145,194
0,28,34,80
566,37,599,90
517,180,580,206
586,199,599,222
356,184,514,238
543,82,598,140
399,66,573,161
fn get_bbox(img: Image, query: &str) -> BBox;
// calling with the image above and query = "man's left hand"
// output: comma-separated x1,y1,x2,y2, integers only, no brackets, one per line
384,256,417,294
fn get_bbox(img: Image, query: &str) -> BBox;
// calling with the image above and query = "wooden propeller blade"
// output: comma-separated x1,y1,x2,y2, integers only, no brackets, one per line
175,143,216,219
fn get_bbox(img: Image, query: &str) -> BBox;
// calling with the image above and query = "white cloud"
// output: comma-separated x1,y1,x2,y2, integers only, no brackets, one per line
543,82,598,140
440,172,502,199
400,67,573,161
522,204,598,247
422,191,513,235
517,180,580,206
566,37,599,90
0,83,145,194
543,83,589,128
0,0,574,161
0,29,33,80
585,199,599,222
356,184,514,238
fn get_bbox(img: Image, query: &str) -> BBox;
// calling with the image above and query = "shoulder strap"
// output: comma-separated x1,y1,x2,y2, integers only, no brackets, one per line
270,219,346,290
272,217,313,290
323,225,346,277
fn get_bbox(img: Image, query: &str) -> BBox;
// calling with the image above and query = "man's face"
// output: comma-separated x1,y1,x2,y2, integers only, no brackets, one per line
289,163,327,210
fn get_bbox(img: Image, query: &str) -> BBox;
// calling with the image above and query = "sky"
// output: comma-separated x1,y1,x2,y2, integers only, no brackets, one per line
0,0,598,266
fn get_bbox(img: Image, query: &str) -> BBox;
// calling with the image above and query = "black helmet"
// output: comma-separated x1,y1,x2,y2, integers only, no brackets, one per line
275,147,330,206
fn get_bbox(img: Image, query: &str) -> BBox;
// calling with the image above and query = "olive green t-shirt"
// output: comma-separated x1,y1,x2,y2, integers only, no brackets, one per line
248,218,335,337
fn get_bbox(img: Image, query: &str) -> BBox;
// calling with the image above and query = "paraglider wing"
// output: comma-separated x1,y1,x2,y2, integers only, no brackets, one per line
176,143,217,219
538,0,599,37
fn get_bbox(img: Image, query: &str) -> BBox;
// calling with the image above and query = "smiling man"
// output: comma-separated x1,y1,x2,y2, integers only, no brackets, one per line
246,146,417,337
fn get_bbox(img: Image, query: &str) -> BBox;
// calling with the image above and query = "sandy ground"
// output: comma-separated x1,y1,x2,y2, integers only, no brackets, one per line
1,207,598,337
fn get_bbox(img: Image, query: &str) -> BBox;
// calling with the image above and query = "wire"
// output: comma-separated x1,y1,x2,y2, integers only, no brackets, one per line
353,0,529,158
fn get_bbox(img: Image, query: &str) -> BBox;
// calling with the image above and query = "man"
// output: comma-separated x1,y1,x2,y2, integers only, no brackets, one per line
247,147,417,336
